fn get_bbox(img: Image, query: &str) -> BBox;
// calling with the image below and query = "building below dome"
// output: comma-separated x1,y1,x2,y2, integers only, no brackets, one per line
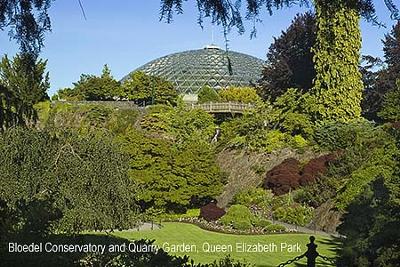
124,45,264,95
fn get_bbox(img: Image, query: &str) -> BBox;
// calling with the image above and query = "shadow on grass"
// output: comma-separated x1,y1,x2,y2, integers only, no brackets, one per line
274,235,341,267
318,235,343,255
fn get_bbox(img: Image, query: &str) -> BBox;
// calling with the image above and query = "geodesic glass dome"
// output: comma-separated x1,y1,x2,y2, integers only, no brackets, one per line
124,45,264,95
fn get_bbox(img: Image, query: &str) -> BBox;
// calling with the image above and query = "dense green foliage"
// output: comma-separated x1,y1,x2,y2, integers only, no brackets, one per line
36,102,222,213
379,80,400,122
120,128,224,212
338,175,400,266
363,21,400,121
219,90,311,152
53,69,179,106
198,86,220,103
0,127,139,235
38,101,139,135
273,203,313,227
121,71,178,105
140,104,216,143
220,205,256,230
0,0,52,56
218,87,261,104
233,188,274,211
360,55,384,121
309,1,363,121
259,12,316,101
55,65,120,101
0,54,49,130
232,188,313,227
314,122,397,209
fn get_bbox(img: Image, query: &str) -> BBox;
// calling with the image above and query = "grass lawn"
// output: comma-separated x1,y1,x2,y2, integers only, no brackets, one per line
112,222,341,267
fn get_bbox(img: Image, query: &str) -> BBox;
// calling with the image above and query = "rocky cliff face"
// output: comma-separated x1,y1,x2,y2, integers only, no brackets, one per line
215,148,318,207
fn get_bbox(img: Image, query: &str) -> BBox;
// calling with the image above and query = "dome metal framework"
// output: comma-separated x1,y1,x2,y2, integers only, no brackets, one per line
128,46,264,95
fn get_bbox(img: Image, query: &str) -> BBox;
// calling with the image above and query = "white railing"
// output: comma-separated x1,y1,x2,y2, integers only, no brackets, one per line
189,102,255,113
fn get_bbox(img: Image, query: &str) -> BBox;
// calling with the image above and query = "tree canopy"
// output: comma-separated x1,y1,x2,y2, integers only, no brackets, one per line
121,71,178,106
54,65,120,101
0,54,49,130
160,0,399,33
0,0,52,56
258,12,316,101
363,21,400,121
0,127,139,235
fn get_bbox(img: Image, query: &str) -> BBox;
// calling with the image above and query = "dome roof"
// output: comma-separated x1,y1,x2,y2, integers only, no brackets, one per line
126,46,264,94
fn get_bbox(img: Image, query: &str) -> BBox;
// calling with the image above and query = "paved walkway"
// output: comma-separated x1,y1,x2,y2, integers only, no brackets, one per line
111,222,162,232
272,220,343,238
112,220,342,238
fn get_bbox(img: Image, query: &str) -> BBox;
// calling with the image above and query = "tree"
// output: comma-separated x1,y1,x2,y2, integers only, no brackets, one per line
0,54,49,104
379,79,400,121
259,12,316,101
0,127,139,234
218,87,261,103
160,0,399,122
338,176,400,266
120,71,178,106
360,55,384,121
0,54,49,130
198,86,220,103
54,65,120,101
0,0,52,56
1,1,53,129
119,129,224,212
363,21,400,121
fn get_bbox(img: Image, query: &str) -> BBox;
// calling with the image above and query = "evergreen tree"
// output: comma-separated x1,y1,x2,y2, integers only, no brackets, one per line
0,0,52,56
259,12,316,101
0,128,139,234
379,79,400,122
360,55,384,121
338,174,400,266
363,21,400,121
0,54,49,130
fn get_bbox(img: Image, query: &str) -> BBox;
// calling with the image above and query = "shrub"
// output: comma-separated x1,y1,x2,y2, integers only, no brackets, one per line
299,153,337,186
273,204,314,226
293,176,341,207
161,209,201,221
233,188,274,212
232,219,253,230
264,158,301,195
198,86,220,103
0,128,139,234
290,135,309,150
252,217,272,228
219,87,261,103
220,205,255,229
200,203,226,222
313,120,374,151
378,79,400,121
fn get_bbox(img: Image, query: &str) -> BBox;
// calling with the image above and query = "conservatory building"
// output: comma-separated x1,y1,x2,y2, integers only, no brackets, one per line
123,45,264,101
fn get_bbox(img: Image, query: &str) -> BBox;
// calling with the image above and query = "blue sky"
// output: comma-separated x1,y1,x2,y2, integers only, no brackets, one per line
0,1,398,96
